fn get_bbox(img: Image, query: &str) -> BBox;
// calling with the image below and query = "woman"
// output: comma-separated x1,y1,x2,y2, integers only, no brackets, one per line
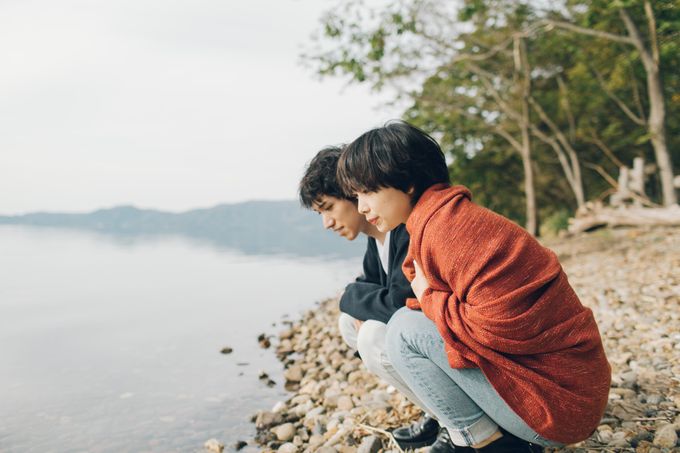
336,120,611,452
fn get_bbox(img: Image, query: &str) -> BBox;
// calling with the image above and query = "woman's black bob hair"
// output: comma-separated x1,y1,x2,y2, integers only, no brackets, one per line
337,120,450,204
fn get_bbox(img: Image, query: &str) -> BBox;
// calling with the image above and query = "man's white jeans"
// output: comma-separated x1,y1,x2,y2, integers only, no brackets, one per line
338,312,431,412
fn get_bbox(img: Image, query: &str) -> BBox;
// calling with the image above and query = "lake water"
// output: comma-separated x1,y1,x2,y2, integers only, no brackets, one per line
0,226,362,452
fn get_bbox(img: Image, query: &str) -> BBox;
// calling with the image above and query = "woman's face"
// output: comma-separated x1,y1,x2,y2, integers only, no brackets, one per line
356,187,413,232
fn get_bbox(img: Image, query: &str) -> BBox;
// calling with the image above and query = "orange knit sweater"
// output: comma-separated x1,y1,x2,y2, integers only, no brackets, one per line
402,184,610,444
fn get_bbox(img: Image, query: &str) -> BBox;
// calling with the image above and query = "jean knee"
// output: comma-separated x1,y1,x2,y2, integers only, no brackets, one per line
385,312,409,366
338,313,358,350
386,308,437,365
356,320,388,374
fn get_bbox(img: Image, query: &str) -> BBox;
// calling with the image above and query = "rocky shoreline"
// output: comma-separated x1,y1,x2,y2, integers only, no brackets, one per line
244,227,680,453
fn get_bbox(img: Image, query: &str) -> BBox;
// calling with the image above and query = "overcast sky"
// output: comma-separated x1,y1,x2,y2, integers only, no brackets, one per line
0,0,402,215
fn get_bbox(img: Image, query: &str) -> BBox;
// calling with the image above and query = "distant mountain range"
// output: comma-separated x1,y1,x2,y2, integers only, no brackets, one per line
0,201,365,258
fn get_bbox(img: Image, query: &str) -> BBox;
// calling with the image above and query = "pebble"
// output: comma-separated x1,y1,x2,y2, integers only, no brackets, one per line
203,438,224,452
653,423,678,448
357,435,382,453
284,365,304,382
277,442,298,453
336,395,354,411
273,423,296,442
255,411,283,429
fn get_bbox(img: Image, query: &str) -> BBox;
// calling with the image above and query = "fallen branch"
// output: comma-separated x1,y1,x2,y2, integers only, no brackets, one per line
569,204,680,234
356,423,405,453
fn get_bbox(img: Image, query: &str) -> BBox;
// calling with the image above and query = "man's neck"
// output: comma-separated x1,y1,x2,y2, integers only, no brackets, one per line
365,224,386,244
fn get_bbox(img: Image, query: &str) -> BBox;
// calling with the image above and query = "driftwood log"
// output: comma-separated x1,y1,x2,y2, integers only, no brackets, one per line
569,202,680,233
568,158,680,234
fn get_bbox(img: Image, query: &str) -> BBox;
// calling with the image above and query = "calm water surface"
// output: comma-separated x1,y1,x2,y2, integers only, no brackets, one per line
0,226,362,452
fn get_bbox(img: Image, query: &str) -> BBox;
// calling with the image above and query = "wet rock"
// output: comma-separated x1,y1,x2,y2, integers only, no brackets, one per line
203,438,224,452
233,440,247,451
258,333,272,349
219,347,233,354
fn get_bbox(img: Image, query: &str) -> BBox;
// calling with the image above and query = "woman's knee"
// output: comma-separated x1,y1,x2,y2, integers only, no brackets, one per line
386,308,440,364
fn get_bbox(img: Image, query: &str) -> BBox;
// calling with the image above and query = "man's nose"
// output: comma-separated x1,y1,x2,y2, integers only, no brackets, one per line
322,213,335,229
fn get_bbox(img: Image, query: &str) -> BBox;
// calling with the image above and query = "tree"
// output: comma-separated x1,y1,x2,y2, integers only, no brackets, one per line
544,0,678,206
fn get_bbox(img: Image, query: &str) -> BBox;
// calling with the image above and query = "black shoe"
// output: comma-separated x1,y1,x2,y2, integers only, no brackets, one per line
475,430,543,453
430,428,475,453
392,414,439,448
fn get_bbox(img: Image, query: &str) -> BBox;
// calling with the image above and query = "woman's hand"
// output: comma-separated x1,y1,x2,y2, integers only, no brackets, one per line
411,260,429,301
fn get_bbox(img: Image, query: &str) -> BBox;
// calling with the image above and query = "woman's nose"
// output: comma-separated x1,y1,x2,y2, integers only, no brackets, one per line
357,197,369,215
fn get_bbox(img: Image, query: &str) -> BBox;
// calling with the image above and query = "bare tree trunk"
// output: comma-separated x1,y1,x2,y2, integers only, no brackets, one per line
620,4,676,206
518,37,537,235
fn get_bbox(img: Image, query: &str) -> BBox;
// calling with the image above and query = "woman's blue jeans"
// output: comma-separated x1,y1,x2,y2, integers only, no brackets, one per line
385,307,564,448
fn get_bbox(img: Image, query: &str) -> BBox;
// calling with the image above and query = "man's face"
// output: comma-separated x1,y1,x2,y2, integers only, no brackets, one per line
356,187,413,233
312,195,367,241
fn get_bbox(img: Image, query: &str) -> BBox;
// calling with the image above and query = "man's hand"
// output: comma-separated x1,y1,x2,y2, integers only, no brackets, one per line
411,260,429,301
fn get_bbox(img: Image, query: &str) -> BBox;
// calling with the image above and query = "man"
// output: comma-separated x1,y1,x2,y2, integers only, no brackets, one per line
299,146,448,451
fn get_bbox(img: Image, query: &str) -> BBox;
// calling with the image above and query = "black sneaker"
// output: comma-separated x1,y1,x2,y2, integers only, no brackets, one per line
392,414,439,449
430,428,475,453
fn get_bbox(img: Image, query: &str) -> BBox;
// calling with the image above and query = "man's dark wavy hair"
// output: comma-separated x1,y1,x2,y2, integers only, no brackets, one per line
299,145,356,208
337,120,450,204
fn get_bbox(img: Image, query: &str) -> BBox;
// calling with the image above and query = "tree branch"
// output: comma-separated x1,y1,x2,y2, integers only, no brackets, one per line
541,19,635,45
585,135,625,168
590,66,646,126
644,0,660,66
619,8,655,72
556,75,577,142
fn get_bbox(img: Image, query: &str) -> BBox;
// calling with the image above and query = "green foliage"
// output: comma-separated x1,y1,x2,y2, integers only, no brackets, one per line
303,0,679,229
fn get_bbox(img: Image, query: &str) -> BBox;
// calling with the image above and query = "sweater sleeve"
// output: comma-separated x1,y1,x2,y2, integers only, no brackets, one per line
339,227,414,323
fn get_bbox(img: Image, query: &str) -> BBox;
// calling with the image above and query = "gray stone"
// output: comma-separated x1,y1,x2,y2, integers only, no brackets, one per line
357,435,382,453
